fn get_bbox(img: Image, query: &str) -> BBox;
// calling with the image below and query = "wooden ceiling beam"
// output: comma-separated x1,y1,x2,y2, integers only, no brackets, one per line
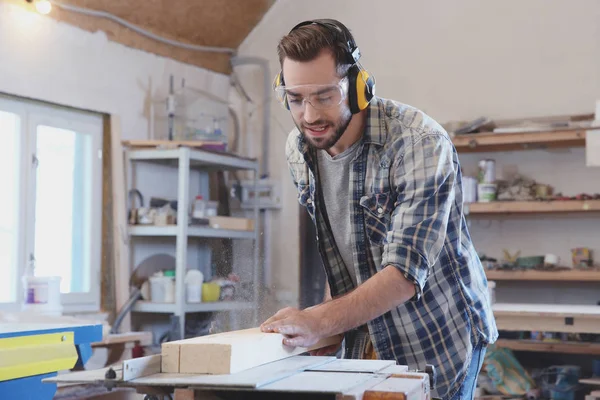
6,0,275,74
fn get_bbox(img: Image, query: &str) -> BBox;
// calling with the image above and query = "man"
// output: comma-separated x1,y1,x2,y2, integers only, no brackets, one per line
260,19,498,400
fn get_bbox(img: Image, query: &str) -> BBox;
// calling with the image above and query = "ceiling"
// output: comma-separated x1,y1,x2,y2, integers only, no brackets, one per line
41,0,276,74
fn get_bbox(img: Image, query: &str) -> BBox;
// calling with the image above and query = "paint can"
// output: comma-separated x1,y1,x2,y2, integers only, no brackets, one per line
477,183,497,202
478,159,496,183
21,275,63,316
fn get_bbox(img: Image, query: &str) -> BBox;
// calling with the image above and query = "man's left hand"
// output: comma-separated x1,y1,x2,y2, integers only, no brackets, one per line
260,307,327,348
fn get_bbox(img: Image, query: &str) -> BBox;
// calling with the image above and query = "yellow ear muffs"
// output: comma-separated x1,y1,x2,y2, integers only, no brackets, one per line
348,66,375,114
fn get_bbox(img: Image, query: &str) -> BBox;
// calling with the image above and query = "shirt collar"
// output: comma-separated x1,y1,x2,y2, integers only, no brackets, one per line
363,96,387,147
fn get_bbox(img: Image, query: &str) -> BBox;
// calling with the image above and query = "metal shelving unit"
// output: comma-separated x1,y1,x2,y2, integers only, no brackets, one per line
124,146,260,340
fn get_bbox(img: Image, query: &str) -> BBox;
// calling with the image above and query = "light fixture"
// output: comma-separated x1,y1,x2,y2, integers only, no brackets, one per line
35,0,52,15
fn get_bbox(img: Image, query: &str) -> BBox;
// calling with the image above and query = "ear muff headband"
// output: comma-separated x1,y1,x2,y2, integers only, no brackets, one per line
275,19,375,114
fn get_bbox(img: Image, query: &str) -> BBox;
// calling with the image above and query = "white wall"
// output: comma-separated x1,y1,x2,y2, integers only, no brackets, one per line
0,2,231,324
235,0,600,309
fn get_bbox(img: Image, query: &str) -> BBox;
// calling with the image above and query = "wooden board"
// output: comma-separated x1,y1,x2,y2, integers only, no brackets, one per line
162,328,341,374
485,269,600,282
467,200,600,215
122,140,224,149
110,115,131,333
452,128,590,153
91,331,153,347
208,216,254,231
580,378,600,386
363,377,426,400
493,303,600,334
495,339,600,355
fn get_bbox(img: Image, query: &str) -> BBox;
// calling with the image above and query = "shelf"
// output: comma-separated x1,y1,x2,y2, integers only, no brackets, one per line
495,339,600,355
452,128,592,153
492,303,600,334
132,301,256,313
486,269,600,281
128,147,258,171
129,225,255,240
466,200,600,215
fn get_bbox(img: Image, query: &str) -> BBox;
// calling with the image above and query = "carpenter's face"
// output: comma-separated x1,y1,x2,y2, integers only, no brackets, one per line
279,50,352,150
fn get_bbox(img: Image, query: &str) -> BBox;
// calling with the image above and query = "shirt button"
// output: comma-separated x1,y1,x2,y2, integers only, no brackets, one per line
377,207,383,214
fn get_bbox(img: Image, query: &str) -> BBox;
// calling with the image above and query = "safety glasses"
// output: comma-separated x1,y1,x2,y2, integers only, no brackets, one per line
274,77,349,111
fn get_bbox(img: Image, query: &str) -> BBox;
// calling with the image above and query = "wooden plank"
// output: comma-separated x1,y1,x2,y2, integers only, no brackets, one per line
363,377,427,400
309,359,396,373
92,331,153,347
485,269,600,282
467,200,600,215
493,303,600,316
122,139,224,149
110,115,131,333
161,342,181,373
260,371,375,393
493,303,600,334
131,356,336,388
452,128,590,153
173,389,195,400
495,339,600,355
122,355,161,381
337,376,391,400
165,327,340,374
580,378,600,386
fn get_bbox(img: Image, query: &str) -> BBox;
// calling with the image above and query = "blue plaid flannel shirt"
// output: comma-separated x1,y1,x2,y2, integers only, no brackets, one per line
285,97,498,399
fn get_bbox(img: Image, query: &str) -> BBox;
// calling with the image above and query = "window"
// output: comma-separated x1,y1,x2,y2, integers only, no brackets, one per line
0,94,103,313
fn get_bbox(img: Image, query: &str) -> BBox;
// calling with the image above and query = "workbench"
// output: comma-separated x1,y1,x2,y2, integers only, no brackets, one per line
45,354,435,400
0,322,103,399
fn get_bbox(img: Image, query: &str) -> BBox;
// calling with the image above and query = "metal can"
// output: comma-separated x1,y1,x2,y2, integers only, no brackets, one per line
478,159,496,183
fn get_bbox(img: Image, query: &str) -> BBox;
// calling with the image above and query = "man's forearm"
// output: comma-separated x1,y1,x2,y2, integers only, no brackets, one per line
312,265,417,337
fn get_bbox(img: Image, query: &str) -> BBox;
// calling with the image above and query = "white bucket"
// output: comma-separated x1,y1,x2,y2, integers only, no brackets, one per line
149,276,175,303
21,275,63,316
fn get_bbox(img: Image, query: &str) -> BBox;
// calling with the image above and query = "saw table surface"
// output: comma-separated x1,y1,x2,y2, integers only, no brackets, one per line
45,354,432,400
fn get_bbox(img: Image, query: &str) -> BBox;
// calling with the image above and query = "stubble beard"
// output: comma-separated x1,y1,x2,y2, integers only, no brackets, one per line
295,110,353,151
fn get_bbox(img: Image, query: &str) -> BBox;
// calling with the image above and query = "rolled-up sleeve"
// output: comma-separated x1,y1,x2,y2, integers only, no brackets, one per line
381,132,457,301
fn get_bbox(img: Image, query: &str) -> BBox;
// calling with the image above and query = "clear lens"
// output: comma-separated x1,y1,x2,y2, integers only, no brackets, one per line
274,78,348,111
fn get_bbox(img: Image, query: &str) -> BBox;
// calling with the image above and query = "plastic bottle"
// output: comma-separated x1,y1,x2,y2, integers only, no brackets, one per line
185,269,204,303
192,195,206,219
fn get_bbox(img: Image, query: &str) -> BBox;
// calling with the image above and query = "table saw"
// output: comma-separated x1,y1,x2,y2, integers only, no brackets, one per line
45,353,436,400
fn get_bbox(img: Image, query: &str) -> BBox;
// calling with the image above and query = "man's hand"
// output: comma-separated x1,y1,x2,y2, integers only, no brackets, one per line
260,306,327,348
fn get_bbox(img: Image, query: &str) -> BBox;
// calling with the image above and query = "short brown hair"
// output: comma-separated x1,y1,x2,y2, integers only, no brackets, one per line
277,23,353,76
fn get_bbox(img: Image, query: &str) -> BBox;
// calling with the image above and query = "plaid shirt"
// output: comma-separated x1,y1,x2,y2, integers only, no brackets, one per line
285,97,498,399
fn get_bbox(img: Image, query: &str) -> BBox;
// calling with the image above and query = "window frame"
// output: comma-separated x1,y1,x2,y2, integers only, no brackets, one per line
0,94,103,313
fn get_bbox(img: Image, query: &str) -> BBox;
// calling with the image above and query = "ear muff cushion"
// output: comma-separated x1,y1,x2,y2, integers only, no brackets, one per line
273,72,289,109
348,67,375,114
355,69,374,112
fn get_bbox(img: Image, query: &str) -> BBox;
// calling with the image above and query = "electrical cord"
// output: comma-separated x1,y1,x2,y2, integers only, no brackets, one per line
47,0,236,54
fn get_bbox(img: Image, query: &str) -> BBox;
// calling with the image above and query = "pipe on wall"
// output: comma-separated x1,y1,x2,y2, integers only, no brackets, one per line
230,56,273,295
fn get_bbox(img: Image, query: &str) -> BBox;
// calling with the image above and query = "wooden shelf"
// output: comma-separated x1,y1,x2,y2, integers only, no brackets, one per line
486,269,600,281
495,339,600,355
492,303,600,334
452,128,591,153
466,200,600,214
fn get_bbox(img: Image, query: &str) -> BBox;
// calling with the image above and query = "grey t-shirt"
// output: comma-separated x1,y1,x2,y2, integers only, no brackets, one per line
316,140,362,288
